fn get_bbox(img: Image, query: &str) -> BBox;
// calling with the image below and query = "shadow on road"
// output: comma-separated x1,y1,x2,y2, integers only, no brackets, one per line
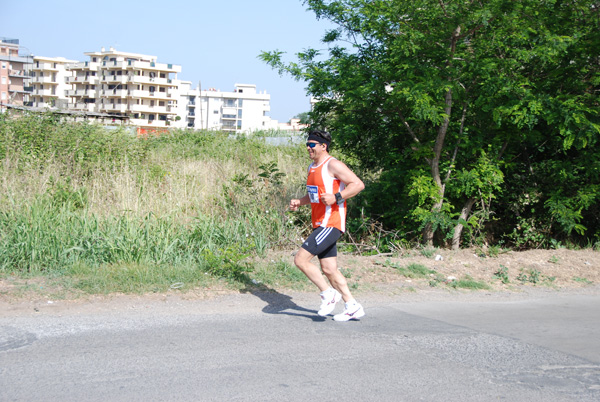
240,284,326,322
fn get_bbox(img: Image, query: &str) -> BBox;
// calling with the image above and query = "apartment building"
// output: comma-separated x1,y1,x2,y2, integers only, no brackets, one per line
1,43,276,132
0,37,32,108
67,47,181,128
179,82,271,133
29,56,76,109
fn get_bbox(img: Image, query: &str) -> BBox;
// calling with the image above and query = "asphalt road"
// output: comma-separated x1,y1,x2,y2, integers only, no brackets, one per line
1,288,599,401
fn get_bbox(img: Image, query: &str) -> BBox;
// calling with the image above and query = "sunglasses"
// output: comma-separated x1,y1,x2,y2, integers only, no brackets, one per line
306,142,322,148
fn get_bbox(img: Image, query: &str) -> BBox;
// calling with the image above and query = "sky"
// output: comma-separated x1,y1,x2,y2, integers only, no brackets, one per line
1,0,334,122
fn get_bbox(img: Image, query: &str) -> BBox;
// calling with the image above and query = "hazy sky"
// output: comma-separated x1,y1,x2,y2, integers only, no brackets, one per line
1,0,334,122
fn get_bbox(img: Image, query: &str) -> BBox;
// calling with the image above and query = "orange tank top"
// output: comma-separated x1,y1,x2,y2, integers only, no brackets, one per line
306,156,346,232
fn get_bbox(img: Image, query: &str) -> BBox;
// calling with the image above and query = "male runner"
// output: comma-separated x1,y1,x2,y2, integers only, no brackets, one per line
289,130,366,321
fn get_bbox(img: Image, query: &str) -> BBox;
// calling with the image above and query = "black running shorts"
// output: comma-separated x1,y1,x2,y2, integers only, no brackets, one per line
301,226,343,259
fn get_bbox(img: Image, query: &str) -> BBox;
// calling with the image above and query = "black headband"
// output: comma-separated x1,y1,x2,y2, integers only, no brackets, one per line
307,134,331,146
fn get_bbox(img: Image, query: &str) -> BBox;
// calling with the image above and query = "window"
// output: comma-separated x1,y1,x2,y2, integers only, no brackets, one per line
1,77,5,84
1,62,6,69
1,92,6,100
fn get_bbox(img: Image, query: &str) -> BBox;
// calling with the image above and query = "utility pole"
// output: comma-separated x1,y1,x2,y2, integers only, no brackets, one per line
198,80,203,130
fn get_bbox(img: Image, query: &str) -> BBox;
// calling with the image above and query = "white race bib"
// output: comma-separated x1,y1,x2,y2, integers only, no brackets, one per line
307,185,319,203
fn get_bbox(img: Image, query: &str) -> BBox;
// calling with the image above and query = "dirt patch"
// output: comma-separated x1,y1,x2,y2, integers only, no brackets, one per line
334,248,600,292
262,247,600,295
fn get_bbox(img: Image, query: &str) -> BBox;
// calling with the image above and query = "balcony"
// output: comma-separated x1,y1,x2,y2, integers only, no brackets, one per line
102,60,128,69
9,69,29,78
66,89,95,97
68,103,96,112
69,61,99,71
32,63,59,71
102,89,128,98
33,88,56,96
68,76,99,85
125,60,181,73
127,104,174,114
129,75,172,86
100,104,129,113
101,75,129,84
32,76,58,84
128,89,173,100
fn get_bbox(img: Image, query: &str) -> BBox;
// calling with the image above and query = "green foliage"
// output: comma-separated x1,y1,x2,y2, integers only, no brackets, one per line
516,268,556,285
448,276,491,290
261,0,600,249
493,265,510,284
379,259,436,279
0,111,148,174
0,117,308,288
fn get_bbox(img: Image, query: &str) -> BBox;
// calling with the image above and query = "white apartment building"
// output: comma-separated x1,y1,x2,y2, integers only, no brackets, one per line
29,56,76,109
67,47,181,129
178,82,272,133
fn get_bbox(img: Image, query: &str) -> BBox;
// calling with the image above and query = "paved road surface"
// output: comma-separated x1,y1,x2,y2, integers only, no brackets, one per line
1,288,599,401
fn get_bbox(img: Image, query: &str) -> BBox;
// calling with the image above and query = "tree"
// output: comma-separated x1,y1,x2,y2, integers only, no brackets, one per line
293,112,310,124
261,0,600,248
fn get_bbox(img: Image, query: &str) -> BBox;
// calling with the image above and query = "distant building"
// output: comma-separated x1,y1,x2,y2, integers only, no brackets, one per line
178,82,272,133
66,47,181,129
3,44,280,132
0,37,32,109
30,56,76,109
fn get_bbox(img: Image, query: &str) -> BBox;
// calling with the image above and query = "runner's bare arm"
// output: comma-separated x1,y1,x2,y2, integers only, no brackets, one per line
290,194,311,211
320,159,365,206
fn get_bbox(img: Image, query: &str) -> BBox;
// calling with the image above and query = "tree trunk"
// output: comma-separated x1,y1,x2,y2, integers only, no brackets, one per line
452,197,476,250
422,25,461,246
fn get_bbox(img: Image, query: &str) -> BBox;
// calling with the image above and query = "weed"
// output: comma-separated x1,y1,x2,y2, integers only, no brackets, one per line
449,275,490,290
516,268,555,285
493,265,510,284
548,255,560,264
419,247,437,259
573,276,593,285
339,267,353,279
381,260,436,279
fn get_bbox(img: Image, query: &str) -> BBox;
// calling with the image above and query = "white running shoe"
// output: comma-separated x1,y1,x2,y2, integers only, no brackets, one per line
318,289,342,316
333,302,365,321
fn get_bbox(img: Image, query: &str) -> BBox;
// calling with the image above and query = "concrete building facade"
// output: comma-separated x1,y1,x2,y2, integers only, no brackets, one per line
1,43,278,132
0,37,32,108
30,56,76,109
67,47,182,129
178,82,271,133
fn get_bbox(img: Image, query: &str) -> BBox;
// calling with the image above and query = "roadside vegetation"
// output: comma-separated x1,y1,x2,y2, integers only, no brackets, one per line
0,112,311,296
0,113,597,299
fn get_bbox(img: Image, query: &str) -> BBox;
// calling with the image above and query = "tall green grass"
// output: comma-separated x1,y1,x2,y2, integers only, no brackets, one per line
0,112,310,294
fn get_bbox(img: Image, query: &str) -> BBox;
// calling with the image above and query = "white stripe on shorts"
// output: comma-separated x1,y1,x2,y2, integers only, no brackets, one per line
315,227,333,245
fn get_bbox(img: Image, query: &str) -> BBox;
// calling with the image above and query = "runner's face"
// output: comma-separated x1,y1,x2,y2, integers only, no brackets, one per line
307,141,325,159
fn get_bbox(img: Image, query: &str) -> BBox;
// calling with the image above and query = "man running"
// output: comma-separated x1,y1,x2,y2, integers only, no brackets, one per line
289,130,366,321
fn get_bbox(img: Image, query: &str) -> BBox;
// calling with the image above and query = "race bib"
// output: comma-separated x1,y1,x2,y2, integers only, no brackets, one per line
307,185,320,203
